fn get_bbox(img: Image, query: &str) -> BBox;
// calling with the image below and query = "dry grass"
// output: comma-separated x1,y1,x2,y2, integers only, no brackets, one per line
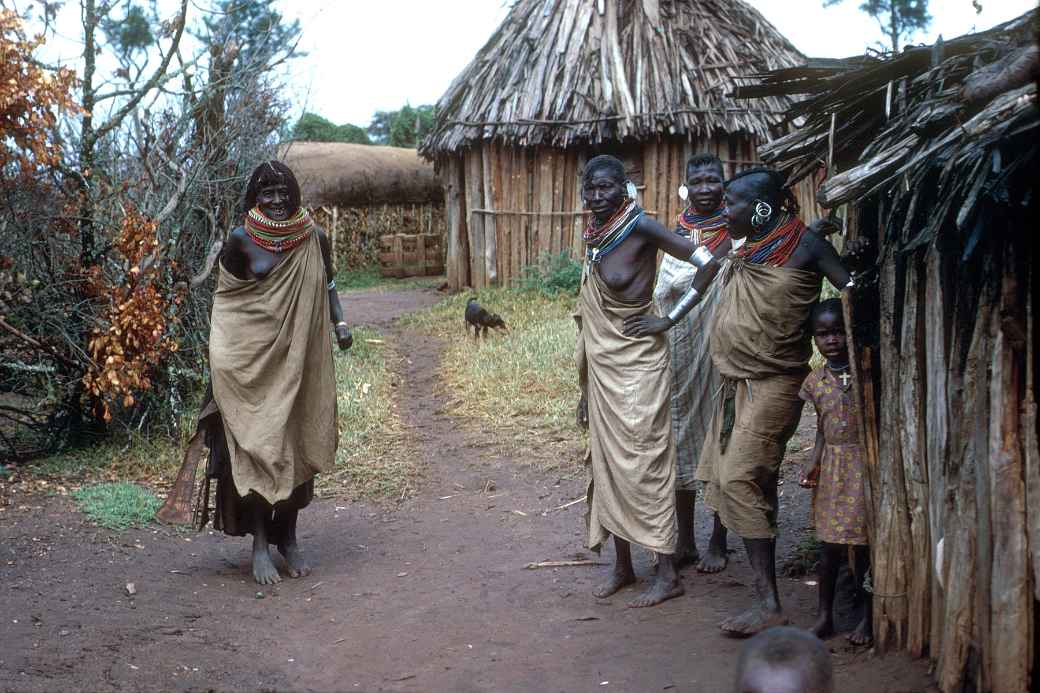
318,326,418,503
401,288,586,471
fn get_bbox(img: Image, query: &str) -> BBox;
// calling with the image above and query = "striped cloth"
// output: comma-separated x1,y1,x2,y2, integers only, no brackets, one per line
652,243,724,490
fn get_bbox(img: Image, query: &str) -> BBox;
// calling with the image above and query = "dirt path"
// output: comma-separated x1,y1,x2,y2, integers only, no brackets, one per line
0,288,933,692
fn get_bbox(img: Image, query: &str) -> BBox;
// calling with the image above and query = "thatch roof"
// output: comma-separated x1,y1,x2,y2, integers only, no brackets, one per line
733,10,1037,253
279,142,441,207
420,0,804,155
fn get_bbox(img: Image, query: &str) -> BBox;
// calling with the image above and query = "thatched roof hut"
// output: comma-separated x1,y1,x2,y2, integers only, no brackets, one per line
736,11,1038,692
280,142,441,207
420,0,812,289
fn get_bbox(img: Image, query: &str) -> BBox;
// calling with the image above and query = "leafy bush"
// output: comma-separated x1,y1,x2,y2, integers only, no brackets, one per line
73,482,161,530
519,252,583,297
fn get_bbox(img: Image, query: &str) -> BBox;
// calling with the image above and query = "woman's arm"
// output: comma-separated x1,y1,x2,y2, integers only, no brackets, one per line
317,227,352,351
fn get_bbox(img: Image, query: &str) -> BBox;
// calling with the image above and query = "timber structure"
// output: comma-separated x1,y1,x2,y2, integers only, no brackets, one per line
420,0,812,289
736,11,1038,692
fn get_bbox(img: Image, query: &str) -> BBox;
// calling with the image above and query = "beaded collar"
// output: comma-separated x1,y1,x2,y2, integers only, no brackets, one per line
244,207,315,253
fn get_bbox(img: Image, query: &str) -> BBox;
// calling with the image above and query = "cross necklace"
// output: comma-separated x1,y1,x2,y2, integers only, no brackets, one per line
827,361,852,388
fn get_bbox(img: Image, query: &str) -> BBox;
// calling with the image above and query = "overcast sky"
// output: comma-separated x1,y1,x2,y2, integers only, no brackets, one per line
282,0,1035,128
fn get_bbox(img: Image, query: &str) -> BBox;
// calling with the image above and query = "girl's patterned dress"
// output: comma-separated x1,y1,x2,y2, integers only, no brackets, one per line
799,367,868,545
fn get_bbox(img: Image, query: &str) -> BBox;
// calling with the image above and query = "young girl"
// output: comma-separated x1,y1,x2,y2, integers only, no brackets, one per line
799,298,872,646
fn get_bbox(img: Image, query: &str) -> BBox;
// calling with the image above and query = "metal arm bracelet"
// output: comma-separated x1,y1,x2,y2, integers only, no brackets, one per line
689,245,714,270
666,286,701,325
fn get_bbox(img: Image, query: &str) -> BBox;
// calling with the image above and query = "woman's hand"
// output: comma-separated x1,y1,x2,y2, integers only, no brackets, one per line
799,463,820,489
576,394,588,431
335,323,353,351
622,315,671,338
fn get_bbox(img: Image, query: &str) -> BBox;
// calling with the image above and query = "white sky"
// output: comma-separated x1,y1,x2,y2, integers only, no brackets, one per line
27,0,1037,129
282,0,1035,128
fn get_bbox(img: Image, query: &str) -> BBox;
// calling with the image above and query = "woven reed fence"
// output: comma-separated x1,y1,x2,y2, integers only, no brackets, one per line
309,203,446,272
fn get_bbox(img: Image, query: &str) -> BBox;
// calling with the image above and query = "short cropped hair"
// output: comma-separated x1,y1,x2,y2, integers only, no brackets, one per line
727,166,799,215
583,154,627,183
810,298,844,330
735,626,833,693
687,153,724,176
243,160,302,214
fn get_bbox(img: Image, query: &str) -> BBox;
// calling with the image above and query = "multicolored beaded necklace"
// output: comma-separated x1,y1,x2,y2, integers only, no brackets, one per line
677,205,729,252
738,213,806,267
244,207,315,253
583,198,644,263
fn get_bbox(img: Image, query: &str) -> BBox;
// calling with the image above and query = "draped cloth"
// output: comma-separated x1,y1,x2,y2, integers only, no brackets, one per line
576,267,677,555
209,231,337,506
695,259,820,539
652,251,724,490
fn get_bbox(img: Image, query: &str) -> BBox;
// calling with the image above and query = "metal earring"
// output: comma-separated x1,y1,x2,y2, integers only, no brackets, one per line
626,181,638,199
678,184,689,201
751,200,773,228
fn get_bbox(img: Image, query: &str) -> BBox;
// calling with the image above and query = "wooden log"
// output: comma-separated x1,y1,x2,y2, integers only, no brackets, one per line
1025,261,1040,605
444,157,467,288
923,243,950,654
464,149,486,288
481,145,499,285
874,254,912,652
987,249,1031,693
898,252,931,657
537,149,555,263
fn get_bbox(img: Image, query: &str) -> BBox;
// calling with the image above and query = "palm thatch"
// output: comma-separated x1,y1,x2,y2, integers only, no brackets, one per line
421,0,803,155
279,142,441,206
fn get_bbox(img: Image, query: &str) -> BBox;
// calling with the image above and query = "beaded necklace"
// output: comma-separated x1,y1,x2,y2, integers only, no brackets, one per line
245,207,315,253
677,205,728,252
739,213,805,267
583,198,644,263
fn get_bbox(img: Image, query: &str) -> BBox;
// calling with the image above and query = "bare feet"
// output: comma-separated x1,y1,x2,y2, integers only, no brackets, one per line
720,606,788,638
810,614,835,640
675,547,700,570
278,541,311,579
593,569,636,599
252,547,282,585
847,618,872,646
696,546,728,574
627,575,684,608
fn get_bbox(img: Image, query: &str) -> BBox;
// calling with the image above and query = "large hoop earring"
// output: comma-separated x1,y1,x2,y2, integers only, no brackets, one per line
677,184,689,201
625,181,638,200
751,200,773,228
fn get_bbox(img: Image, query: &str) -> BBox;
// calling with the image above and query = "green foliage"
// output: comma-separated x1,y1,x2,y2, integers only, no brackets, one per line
103,4,153,56
73,482,161,530
519,252,583,296
780,532,823,577
823,0,931,51
201,0,303,67
333,265,442,292
292,112,371,144
372,104,437,148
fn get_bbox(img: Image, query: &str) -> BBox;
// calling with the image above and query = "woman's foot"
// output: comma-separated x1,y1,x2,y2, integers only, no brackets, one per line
278,541,311,578
847,617,873,646
720,606,788,638
696,545,728,573
593,568,636,598
252,546,282,585
627,575,684,608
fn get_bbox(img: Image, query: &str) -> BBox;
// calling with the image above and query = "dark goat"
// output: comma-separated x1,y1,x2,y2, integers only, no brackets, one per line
464,298,508,339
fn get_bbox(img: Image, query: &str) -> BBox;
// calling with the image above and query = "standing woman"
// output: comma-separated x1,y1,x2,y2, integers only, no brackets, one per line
208,161,352,585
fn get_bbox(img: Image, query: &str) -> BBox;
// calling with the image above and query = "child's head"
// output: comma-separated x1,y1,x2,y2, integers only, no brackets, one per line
734,626,833,693
810,298,846,365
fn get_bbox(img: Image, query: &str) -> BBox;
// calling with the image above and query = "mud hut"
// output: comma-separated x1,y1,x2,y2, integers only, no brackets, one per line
280,142,445,273
736,11,1038,692
420,0,812,289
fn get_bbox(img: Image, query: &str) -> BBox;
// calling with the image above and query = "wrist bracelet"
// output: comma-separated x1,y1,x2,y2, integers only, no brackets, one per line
666,287,701,324
327,279,336,290
335,321,348,329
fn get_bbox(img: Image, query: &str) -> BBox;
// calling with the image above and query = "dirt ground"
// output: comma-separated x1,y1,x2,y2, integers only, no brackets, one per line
0,287,935,693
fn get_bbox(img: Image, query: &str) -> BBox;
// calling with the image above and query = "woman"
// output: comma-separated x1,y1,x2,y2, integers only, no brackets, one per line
206,161,351,585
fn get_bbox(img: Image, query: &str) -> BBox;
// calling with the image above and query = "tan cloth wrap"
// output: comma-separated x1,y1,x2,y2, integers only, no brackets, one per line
652,254,724,489
695,259,819,539
696,374,805,539
209,232,337,505
576,268,677,555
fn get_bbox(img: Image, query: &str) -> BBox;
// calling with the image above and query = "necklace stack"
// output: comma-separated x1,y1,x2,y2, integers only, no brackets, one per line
583,198,644,263
677,205,728,252
245,207,315,253
739,213,805,267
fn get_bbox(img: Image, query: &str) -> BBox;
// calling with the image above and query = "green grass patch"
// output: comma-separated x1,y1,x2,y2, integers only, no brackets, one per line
73,481,161,530
335,265,443,293
319,325,416,502
780,532,822,578
401,288,584,469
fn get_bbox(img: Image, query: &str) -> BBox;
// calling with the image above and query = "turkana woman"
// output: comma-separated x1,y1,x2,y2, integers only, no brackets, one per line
206,161,351,585
575,155,724,608
651,153,730,574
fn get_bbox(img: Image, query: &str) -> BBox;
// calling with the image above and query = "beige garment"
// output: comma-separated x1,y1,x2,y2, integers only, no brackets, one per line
576,266,677,555
652,252,724,489
209,232,337,505
695,258,820,539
